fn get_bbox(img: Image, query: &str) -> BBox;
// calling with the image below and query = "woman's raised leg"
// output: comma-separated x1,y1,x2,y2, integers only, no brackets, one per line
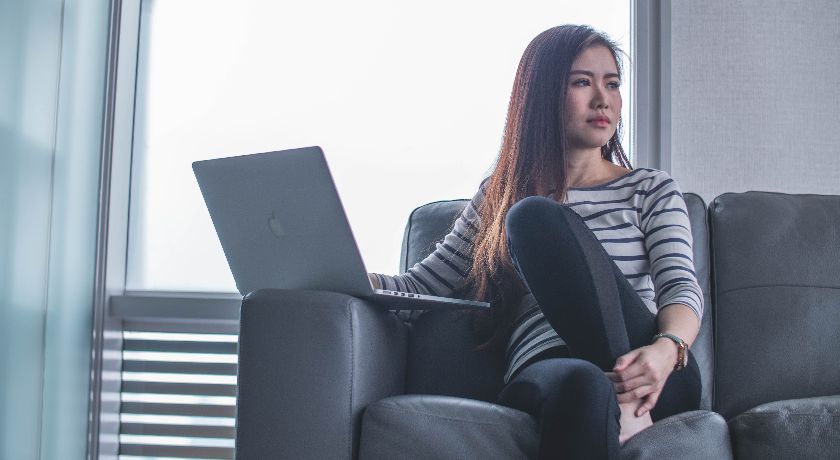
504,196,657,368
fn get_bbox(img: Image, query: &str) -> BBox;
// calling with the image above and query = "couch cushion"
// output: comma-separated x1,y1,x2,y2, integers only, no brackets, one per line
710,192,840,418
359,395,732,460
407,310,506,403
358,395,538,460
399,199,469,273
621,410,733,460
728,396,840,459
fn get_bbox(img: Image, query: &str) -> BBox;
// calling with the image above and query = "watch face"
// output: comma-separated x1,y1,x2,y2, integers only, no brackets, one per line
679,347,688,368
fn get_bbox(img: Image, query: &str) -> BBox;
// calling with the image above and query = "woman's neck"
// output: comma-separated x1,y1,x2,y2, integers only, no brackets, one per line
565,149,620,188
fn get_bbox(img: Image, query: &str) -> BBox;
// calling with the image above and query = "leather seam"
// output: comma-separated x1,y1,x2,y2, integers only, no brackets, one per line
648,411,716,429
736,413,840,418
717,284,840,296
403,206,418,273
373,404,528,427
234,298,247,451
347,298,355,457
709,197,720,412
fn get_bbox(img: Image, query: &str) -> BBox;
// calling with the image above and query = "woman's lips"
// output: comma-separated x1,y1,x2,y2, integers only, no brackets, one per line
588,118,611,127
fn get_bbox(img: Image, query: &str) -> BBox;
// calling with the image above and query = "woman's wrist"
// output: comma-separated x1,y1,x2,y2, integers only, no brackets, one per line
652,333,688,370
651,336,679,363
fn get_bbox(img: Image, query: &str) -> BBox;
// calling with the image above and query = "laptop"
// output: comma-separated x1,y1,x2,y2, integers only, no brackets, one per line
192,146,489,310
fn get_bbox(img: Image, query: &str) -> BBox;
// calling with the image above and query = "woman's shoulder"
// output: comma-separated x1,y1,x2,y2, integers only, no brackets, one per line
626,167,681,192
630,166,668,179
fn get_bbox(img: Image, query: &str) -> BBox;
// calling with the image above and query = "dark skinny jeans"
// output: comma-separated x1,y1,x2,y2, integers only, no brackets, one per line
497,196,701,460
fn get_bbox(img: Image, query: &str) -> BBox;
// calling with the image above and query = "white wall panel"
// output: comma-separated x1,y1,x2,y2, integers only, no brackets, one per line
669,0,840,202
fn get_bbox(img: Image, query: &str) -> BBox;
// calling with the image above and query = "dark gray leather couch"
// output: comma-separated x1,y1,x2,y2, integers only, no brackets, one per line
235,191,840,459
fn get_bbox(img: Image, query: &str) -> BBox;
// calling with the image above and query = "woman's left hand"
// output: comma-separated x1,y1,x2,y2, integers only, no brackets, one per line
605,339,678,416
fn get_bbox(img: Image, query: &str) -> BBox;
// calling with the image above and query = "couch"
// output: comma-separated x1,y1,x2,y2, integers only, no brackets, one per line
234,191,840,459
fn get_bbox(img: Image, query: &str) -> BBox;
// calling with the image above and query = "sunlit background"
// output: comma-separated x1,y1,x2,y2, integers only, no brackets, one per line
127,0,631,292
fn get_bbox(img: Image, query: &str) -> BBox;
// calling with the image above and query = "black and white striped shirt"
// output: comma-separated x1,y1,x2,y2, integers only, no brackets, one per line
374,168,704,383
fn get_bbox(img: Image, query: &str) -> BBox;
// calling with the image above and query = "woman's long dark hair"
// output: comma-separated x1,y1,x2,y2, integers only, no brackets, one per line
468,25,631,350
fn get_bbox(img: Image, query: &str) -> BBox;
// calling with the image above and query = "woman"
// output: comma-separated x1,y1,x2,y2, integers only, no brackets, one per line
369,25,702,459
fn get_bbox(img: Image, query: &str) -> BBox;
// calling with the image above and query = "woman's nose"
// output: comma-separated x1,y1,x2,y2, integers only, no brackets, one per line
592,86,608,109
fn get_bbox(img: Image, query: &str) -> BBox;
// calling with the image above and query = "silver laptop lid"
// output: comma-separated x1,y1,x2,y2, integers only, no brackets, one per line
192,146,374,297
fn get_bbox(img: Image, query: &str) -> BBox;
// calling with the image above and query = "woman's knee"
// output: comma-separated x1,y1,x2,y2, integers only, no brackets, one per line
558,359,612,397
507,196,554,232
518,358,613,398
505,196,580,230
506,196,577,241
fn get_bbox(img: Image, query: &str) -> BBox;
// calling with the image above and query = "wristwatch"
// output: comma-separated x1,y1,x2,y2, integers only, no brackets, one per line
652,333,689,371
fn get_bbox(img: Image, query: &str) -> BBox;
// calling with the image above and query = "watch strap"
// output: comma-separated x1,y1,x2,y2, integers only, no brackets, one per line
652,332,688,371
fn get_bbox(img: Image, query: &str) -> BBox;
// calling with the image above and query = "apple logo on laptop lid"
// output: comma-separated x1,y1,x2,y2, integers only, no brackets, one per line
268,210,286,240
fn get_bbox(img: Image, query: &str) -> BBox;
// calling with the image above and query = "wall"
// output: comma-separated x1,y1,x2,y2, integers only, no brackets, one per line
668,0,840,202
0,0,111,458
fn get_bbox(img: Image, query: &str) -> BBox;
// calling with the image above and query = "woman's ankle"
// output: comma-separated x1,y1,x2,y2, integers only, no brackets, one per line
617,400,652,445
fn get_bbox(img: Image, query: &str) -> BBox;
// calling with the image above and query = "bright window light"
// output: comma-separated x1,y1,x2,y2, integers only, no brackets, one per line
119,434,234,448
121,393,236,406
121,372,237,385
122,351,238,363
127,0,630,291
120,413,236,427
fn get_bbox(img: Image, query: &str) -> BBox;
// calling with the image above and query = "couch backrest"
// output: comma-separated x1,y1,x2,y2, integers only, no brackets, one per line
399,199,506,402
399,199,469,274
400,194,715,409
709,191,840,418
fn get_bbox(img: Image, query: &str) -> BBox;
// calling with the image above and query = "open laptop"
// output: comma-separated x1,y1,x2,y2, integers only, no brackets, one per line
192,146,489,310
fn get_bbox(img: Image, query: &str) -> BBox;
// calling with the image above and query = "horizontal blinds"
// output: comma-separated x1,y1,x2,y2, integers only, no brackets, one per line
119,319,239,460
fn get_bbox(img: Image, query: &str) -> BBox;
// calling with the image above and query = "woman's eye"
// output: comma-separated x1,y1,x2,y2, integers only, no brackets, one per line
608,81,621,89
573,79,590,86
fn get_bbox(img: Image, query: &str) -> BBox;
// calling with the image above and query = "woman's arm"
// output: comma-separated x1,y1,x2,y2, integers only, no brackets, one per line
368,185,485,297
608,172,703,415
656,302,700,348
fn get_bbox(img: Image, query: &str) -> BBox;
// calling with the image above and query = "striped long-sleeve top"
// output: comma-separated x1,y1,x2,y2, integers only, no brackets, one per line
373,168,704,383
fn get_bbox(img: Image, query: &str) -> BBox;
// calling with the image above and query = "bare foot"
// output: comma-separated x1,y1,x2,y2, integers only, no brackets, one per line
617,400,653,444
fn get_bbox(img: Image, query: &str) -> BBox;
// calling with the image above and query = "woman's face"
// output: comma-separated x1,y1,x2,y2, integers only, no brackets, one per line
563,45,622,153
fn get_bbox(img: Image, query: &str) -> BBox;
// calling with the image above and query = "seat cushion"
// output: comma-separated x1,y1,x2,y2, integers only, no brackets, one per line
358,395,538,460
359,395,732,460
728,396,840,459
621,410,732,460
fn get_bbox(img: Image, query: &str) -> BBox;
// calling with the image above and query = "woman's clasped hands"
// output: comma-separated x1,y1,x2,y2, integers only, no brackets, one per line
606,340,679,417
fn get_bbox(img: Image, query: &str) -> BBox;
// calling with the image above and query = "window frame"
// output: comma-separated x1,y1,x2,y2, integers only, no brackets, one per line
631,0,671,170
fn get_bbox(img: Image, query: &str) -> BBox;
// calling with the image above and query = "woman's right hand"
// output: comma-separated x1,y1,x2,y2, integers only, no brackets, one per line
606,340,677,416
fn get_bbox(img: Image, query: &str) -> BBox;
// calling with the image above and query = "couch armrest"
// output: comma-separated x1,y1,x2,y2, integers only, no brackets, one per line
235,289,408,460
